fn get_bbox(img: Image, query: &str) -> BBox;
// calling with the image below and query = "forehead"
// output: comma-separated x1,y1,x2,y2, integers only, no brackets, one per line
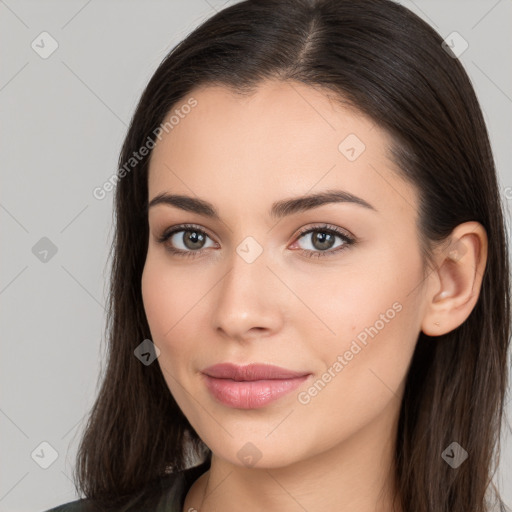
147,80,416,221
150,80,380,168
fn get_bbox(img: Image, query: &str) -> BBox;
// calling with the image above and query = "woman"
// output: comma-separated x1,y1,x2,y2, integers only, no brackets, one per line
45,0,511,511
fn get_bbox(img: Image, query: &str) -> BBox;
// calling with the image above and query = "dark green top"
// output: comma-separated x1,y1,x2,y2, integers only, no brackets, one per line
42,460,210,512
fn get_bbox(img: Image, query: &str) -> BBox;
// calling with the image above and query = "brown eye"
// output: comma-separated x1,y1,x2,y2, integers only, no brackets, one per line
177,229,207,250
291,225,355,259
157,224,217,258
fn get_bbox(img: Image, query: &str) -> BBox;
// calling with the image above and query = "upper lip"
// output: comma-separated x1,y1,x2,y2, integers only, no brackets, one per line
202,363,310,381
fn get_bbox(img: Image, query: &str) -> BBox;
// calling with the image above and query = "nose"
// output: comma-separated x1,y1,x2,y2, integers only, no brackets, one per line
211,246,284,343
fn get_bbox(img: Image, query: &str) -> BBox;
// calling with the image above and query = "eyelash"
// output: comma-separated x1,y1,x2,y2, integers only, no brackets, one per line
156,223,355,260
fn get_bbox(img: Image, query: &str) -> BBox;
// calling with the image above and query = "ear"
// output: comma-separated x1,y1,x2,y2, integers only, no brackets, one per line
421,221,488,336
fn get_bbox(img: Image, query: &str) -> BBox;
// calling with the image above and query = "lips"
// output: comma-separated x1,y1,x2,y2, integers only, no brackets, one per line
201,363,311,409
202,363,309,381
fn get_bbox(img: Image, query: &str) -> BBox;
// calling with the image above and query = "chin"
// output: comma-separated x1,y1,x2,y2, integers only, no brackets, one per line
203,433,314,470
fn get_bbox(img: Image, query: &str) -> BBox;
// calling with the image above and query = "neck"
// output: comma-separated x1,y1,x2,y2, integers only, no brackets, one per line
183,399,403,512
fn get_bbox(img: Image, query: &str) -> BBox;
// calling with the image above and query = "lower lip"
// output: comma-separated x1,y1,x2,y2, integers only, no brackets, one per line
203,374,309,409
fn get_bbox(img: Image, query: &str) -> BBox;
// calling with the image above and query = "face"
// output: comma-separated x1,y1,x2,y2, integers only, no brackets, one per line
141,79,427,469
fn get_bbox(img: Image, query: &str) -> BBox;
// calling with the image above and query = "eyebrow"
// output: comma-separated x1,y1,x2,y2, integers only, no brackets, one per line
147,189,377,220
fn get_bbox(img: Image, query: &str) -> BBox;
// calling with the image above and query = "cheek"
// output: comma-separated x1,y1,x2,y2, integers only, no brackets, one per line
141,252,216,392
292,249,415,348
298,245,423,414
141,254,203,341
141,257,197,399
141,261,173,338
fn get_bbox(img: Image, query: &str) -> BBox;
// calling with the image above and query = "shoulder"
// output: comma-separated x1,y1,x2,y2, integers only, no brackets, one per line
42,460,211,512
155,459,211,511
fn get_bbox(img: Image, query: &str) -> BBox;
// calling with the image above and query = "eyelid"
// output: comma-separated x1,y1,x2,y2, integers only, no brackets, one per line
156,223,219,250
294,223,354,242
290,223,355,259
156,222,356,258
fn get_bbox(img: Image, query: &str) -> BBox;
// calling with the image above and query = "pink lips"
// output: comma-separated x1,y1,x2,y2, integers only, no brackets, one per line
202,363,311,409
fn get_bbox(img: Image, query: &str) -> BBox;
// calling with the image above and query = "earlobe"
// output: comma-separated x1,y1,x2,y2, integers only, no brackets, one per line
420,221,488,337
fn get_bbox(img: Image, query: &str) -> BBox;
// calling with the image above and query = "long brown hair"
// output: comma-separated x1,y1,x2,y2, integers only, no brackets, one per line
74,0,511,510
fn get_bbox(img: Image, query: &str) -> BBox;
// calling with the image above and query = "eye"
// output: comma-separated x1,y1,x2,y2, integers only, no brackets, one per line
290,224,355,259
157,224,217,258
156,223,355,259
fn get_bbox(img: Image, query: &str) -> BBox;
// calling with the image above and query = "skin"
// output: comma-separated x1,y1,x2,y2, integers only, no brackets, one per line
141,79,488,512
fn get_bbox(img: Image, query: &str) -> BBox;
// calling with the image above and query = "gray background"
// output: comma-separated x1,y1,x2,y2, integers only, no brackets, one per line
1,0,511,510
